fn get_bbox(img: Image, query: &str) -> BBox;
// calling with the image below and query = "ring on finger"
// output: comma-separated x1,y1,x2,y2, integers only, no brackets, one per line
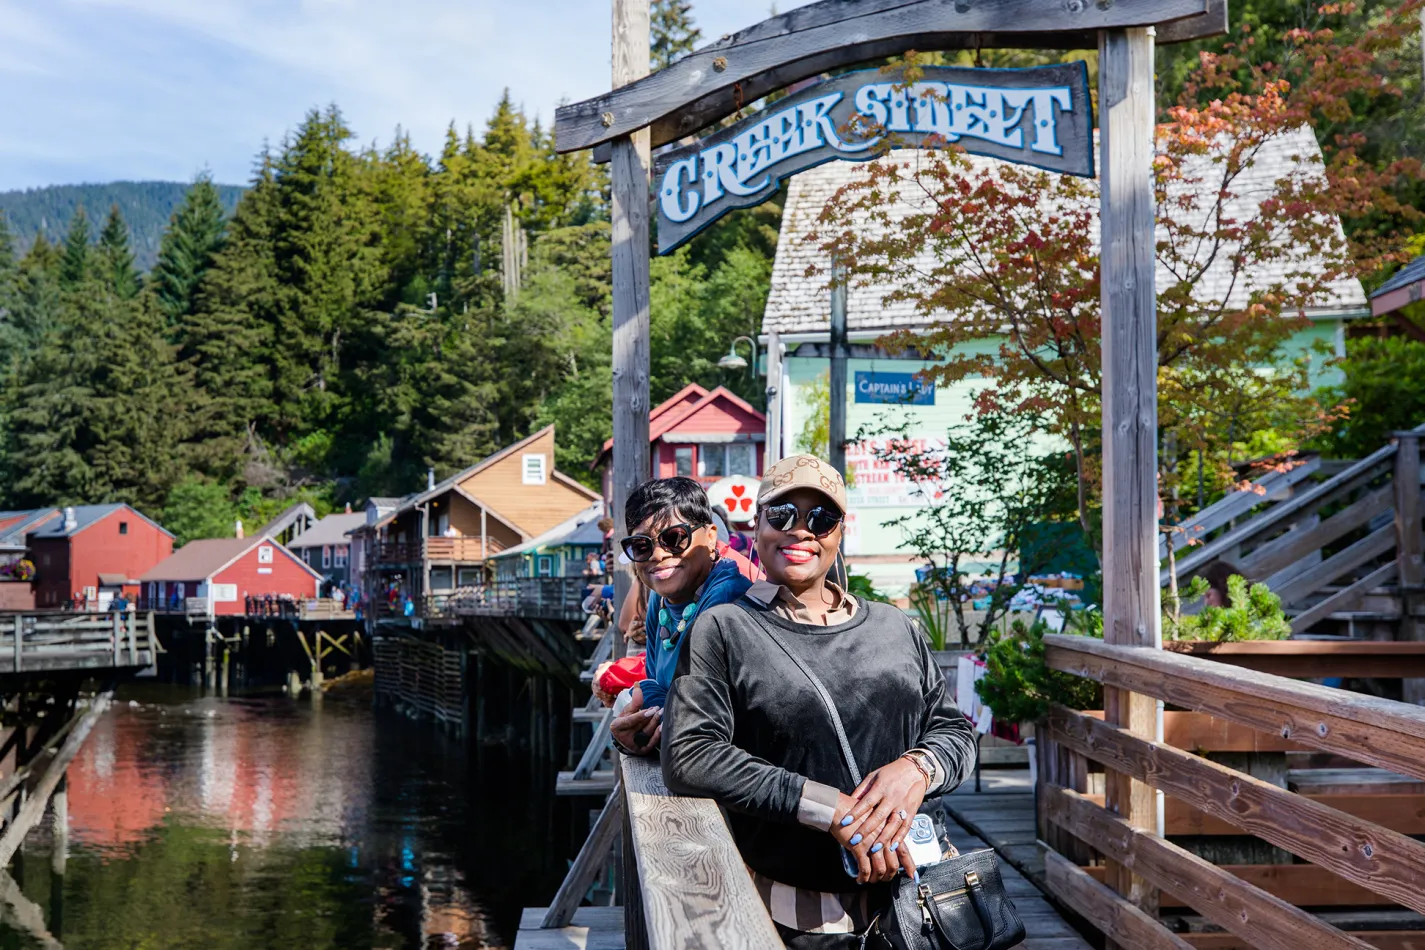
896,809,908,820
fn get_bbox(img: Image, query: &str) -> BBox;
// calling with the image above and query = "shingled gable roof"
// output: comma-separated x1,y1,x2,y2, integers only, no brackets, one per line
367,426,598,534
764,126,1369,338
593,385,765,469
29,504,172,540
139,536,323,584
0,509,60,549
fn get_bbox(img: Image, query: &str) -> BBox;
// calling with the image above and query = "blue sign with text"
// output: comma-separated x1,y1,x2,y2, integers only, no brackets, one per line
855,371,934,405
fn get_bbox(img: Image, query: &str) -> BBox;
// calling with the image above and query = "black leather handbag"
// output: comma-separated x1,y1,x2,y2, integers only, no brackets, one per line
738,602,1026,950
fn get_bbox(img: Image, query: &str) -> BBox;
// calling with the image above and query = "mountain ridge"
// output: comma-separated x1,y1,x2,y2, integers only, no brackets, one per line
0,180,245,272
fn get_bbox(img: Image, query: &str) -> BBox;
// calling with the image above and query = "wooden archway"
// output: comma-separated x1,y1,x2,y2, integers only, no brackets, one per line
554,3,1224,944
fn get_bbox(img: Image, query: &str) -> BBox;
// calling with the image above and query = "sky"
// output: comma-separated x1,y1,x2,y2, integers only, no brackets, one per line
0,0,813,191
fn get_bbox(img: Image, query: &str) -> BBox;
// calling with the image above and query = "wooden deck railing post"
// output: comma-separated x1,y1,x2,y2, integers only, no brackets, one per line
1395,432,1424,703
1097,24,1161,931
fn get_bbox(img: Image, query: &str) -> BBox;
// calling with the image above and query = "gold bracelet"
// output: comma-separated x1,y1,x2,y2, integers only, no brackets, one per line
902,751,933,789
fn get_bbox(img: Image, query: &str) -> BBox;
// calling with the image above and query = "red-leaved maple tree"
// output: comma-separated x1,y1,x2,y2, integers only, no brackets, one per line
813,2,1423,529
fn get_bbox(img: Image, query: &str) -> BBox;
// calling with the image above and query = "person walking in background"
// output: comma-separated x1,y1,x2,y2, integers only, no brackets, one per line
664,454,977,947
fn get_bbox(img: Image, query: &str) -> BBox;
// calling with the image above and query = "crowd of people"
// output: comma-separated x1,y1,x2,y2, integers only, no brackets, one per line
590,456,978,949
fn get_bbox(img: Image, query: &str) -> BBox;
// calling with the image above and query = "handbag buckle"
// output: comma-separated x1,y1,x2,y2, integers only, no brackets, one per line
918,883,933,926
965,871,980,888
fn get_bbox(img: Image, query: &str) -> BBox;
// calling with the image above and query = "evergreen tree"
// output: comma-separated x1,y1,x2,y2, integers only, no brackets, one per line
2,256,186,509
153,174,229,327
7,237,61,350
97,204,139,298
58,206,91,290
178,155,282,480
651,0,701,69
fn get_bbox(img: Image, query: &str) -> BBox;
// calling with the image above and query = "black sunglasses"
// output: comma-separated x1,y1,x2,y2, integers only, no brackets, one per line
621,522,707,563
761,503,843,538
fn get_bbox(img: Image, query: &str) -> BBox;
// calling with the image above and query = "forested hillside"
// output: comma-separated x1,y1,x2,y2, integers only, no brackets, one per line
0,92,778,538
0,181,244,272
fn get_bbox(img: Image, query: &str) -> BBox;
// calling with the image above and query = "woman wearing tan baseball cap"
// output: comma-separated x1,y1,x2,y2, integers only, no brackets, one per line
663,453,977,948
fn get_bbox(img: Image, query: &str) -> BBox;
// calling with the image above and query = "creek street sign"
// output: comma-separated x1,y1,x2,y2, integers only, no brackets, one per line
654,62,1094,254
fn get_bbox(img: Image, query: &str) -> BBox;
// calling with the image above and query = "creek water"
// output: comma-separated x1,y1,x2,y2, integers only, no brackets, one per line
0,683,580,950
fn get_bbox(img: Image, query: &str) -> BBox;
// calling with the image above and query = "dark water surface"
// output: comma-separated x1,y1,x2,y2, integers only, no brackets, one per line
0,684,577,950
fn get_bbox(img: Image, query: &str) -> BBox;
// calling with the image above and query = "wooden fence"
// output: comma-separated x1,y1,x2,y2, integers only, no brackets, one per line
1038,633,1425,949
372,636,464,728
0,611,157,673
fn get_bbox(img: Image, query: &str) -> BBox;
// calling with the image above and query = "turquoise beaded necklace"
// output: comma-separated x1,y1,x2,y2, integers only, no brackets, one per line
657,601,701,652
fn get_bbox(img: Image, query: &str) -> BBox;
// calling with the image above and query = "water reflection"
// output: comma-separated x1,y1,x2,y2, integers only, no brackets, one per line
0,684,575,950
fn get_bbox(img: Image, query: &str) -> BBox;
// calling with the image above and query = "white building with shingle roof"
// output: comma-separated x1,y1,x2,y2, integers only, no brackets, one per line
763,128,1369,588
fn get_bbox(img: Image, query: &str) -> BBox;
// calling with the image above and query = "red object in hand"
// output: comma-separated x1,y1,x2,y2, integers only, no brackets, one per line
597,655,647,696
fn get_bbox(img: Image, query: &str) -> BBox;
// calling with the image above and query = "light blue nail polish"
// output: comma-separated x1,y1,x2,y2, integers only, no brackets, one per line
890,841,899,852
914,870,921,885
841,815,855,827
870,843,883,854
849,833,862,846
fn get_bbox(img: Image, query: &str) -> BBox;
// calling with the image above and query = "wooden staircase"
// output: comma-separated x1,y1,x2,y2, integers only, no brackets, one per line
1162,425,1425,641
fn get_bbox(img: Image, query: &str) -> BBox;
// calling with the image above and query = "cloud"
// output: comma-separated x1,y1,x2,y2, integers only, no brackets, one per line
0,0,812,190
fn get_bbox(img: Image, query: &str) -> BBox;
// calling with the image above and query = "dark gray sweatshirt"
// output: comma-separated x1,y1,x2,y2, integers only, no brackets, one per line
663,597,977,893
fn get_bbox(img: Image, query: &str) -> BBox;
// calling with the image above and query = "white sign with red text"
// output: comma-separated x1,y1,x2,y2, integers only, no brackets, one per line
845,437,946,508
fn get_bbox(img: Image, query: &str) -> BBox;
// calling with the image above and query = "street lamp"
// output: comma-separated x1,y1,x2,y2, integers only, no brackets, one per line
718,335,759,374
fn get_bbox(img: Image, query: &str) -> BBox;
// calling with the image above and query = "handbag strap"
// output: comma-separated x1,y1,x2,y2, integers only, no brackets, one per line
735,599,862,786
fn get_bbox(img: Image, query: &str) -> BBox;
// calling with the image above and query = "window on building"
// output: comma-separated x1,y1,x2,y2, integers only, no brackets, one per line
322,546,332,569
457,567,481,586
522,453,547,485
257,545,273,564
303,549,312,565
700,445,726,478
335,545,348,568
674,447,694,478
430,567,454,591
537,555,554,577
118,521,129,535
727,442,756,476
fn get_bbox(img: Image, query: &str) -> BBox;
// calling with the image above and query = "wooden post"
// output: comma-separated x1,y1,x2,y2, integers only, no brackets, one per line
828,261,848,475
765,329,783,467
12,617,20,673
1395,431,1424,703
112,613,123,668
49,776,66,877
609,0,652,648
1098,25,1161,931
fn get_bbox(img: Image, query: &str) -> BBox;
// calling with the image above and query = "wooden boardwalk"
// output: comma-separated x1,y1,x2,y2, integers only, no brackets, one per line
943,770,1091,950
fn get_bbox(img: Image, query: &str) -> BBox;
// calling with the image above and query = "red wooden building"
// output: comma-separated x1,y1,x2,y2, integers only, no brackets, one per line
30,505,174,609
138,535,322,616
593,384,766,498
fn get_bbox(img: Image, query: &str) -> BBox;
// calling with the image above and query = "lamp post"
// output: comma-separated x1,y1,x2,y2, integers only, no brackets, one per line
717,336,759,374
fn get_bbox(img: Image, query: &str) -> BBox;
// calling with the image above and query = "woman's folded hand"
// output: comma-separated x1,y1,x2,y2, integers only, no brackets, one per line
831,783,920,885
833,759,928,883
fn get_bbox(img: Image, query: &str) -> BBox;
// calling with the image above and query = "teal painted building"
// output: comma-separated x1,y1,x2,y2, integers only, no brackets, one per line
761,131,1368,594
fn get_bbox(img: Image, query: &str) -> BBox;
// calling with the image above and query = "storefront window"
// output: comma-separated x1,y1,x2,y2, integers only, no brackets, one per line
727,442,756,475
674,447,693,477
700,445,726,477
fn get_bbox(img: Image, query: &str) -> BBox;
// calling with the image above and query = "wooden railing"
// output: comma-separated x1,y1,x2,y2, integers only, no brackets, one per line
374,538,499,564
1038,633,1425,950
557,755,781,950
422,577,592,621
0,611,157,673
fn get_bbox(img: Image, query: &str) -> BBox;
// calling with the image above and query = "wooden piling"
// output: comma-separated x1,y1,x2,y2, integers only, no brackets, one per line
1097,23,1162,934
609,0,652,642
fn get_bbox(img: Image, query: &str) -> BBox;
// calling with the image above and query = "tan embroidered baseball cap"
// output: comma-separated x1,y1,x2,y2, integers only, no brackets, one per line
756,454,848,514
